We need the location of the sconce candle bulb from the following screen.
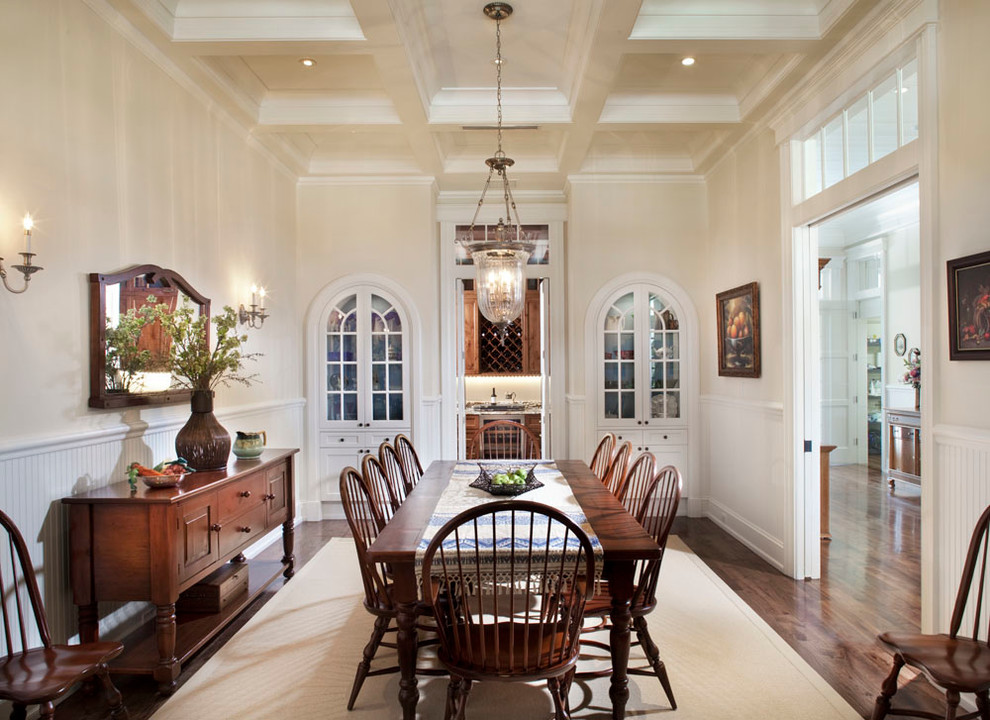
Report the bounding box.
[239,284,269,329]
[1,214,43,294]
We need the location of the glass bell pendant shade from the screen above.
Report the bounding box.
[475,247,530,339]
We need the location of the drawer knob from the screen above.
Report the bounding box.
[239,526,252,533]
[644,421,649,425]
[211,523,222,533]
[637,446,642,451]
[239,490,251,498]
[264,493,276,501]
[663,435,668,440]
[339,438,345,442]
[617,435,622,440]
[637,420,642,425]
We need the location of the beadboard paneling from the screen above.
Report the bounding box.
[0,399,304,649]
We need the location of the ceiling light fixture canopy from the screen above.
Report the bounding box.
[458,2,535,344]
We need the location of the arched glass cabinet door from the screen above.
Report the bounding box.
[324,289,408,428]
[600,286,681,425]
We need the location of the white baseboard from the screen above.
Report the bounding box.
[706,498,785,573]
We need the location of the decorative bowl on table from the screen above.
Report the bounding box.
[469,464,543,496]
[141,472,187,489]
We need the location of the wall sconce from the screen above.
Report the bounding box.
[0,215,43,294]
[239,285,268,328]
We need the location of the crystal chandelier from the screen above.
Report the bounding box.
[459,2,535,343]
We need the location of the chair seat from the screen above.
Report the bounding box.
[0,642,124,704]
[437,620,576,678]
[879,632,990,693]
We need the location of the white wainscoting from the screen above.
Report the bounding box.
[701,395,787,571]
[0,398,305,648]
[931,424,990,633]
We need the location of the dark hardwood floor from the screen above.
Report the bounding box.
[60,465,941,719]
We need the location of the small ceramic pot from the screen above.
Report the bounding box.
[233,430,267,459]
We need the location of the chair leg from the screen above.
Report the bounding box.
[548,672,574,720]
[976,691,990,720]
[454,678,472,720]
[871,654,905,720]
[10,704,26,720]
[98,663,129,720]
[634,616,676,710]
[347,615,390,711]
[39,702,55,719]
[946,689,960,720]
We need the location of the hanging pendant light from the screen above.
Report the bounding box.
[459,2,535,344]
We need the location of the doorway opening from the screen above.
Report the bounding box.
[814,180,920,560]
[456,276,550,459]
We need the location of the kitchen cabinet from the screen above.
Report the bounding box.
[597,285,687,470]
[320,288,411,499]
[62,450,296,694]
[464,287,541,375]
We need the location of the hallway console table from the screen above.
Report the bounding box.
[63,448,297,693]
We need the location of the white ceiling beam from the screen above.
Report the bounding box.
[600,93,741,124]
[429,88,571,125]
[630,14,821,40]
[258,92,401,125]
[171,16,365,42]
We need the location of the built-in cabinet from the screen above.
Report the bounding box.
[464,287,541,375]
[319,289,410,499]
[596,285,687,470]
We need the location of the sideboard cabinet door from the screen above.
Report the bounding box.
[177,493,219,583]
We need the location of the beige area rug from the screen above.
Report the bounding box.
[152,537,860,720]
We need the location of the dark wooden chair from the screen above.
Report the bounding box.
[601,440,632,497]
[468,420,541,460]
[394,433,424,489]
[361,453,401,523]
[871,503,990,720]
[0,509,128,720]
[589,433,616,480]
[339,467,440,710]
[421,500,596,719]
[579,465,682,709]
[616,451,656,519]
[379,441,411,500]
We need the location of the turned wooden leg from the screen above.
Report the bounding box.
[606,559,636,720]
[98,663,129,720]
[976,691,990,720]
[153,603,180,695]
[282,519,295,579]
[347,615,390,710]
[396,599,420,719]
[445,676,461,720]
[871,654,904,720]
[454,678,472,720]
[946,689,960,720]
[10,703,26,720]
[232,552,247,563]
[39,701,55,718]
[634,615,676,709]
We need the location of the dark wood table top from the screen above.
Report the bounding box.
[367,459,661,564]
[61,448,298,505]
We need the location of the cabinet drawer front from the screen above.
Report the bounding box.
[643,429,686,446]
[321,432,361,446]
[220,503,268,556]
[218,472,266,521]
[266,463,289,525]
[366,431,396,447]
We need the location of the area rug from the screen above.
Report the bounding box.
[151,536,860,720]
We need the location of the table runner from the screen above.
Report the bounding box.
[415,460,604,592]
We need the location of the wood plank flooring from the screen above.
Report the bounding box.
[59,466,944,719]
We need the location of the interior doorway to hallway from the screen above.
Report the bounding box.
[814,180,920,557]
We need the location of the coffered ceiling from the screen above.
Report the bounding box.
[110,0,881,191]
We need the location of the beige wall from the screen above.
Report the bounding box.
[935,0,990,431]
[296,182,440,399]
[0,0,301,444]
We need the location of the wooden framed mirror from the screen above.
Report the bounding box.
[89,264,210,409]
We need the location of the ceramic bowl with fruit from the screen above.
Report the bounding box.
[127,459,194,490]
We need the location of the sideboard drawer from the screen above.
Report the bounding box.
[218,472,266,520]
[220,503,268,556]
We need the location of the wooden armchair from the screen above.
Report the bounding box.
[421,500,596,719]
[394,433,424,489]
[361,453,402,523]
[379,441,411,501]
[601,440,632,497]
[616,451,656,519]
[0,509,128,719]
[872,503,990,720]
[589,433,616,480]
[467,420,541,460]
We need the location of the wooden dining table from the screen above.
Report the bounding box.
[366,458,662,720]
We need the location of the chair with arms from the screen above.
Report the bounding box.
[589,433,616,480]
[601,440,632,498]
[0,509,128,720]
[421,500,596,719]
[468,420,541,461]
[871,503,990,720]
[394,433,424,490]
[579,465,682,709]
[616,451,656,519]
[379,441,411,503]
[361,453,402,523]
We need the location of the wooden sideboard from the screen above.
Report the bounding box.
[62,448,297,693]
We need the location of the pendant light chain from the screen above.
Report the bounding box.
[495,14,503,157]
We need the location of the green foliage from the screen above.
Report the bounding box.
[153,300,260,391]
[105,303,158,393]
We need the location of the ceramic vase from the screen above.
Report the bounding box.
[175,390,231,471]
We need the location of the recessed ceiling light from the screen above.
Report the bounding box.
[681,57,695,67]
[299,57,316,68]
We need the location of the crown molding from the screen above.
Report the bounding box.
[737,54,805,120]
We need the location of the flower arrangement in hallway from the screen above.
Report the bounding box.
[902,350,920,389]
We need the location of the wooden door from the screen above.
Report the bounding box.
[464,290,479,375]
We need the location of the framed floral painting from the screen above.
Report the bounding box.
[947,250,990,360]
[716,282,761,377]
